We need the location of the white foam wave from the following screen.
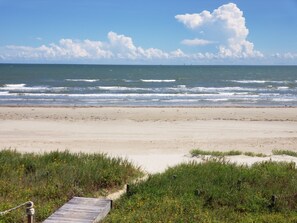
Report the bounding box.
[230,80,288,84]
[204,98,230,102]
[277,86,289,90]
[271,81,290,84]
[230,80,297,86]
[65,79,99,82]
[234,92,249,95]
[189,87,257,92]
[11,93,266,101]
[96,86,262,94]
[259,93,280,96]
[1,84,26,90]
[0,91,10,95]
[166,86,255,93]
[0,84,65,92]
[123,79,137,83]
[218,92,235,96]
[0,84,50,91]
[272,98,296,102]
[141,79,176,83]
[98,86,151,91]
[10,93,221,98]
[164,99,198,103]
[230,80,266,84]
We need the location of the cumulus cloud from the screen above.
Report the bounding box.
[176,3,263,58]
[176,10,213,30]
[107,32,138,59]
[181,38,213,46]
[1,32,175,62]
[4,38,113,60]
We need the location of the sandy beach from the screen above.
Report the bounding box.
[1,106,297,172]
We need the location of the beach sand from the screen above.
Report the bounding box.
[1,107,297,173]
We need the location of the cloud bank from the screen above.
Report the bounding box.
[1,32,187,63]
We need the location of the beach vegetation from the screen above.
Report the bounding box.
[243,152,267,157]
[191,149,267,158]
[104,160,297,222]
[191,149,242,157]
[272,150,297,157]
[0,149,142,223]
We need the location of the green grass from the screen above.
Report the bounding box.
[191,149,267,158]
[273,150,297,157]
[191,149,242,157]
[0,150,142,223]
[243,152,267,157]
[104,161,297,222]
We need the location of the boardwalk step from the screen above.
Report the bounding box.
[43,197,112,223]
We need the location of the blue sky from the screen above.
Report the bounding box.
[0,0,297,64]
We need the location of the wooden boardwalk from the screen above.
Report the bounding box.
[43,197,112,223]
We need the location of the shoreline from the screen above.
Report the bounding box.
[1,106,297,173]
[1,105,297,108]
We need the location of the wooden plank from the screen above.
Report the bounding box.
[43,197,112,223]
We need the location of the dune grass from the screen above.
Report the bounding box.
[0,150,142,223]
[243,151,268,157]
[272,150,297,157]
[191,149,267,157]
[104,160,297,222]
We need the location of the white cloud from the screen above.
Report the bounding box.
[107,31,138,59]
[170,49,187,58]
[175,3,263,58]
[4,38,113,60]
[281,52,297,59]
[272,52,297,60]
[1,32,173,62]
[107,31,170,60]
[175,10,212,29]
[181,38,213,46]
[0,30,295,64]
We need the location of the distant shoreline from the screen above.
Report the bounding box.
[1,105,297,108]
[1,63,297,66]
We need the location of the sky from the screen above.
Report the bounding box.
[0,0,297,65]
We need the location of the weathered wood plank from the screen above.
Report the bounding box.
[43,197,111,223]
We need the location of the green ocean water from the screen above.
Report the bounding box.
[0,64,296,106]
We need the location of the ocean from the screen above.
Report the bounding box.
[0,64,296,107]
